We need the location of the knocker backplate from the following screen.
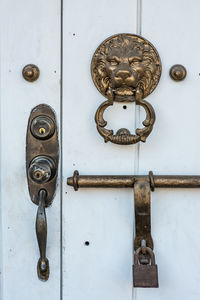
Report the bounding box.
[91,33,161,145]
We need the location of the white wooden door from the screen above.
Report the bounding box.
[1,1,200,300]
[63,1,200,300]
[137,1,200,299]
[63,0,138,299]
[0,0,61,299]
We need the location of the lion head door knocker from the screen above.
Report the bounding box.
[91,34,162,145]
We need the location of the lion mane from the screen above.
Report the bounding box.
[91,34,161,99]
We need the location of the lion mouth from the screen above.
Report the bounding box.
[114,87,134,96]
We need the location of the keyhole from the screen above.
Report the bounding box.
[34,171,42,179]
[39,127,46,135]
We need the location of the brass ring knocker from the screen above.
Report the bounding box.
[95,88,156,145]
[91,33,162,145]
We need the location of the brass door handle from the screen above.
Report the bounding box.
[26,104,59,281]
[36,189,49,281]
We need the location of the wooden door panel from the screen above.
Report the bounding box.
[0,1,61,299]
[136,1,200,299]
[62,1,137,299]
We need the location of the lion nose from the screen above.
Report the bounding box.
[115,69,131,80]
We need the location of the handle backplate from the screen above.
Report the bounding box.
[26,104,59,207]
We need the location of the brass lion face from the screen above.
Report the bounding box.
[91,34,161,101]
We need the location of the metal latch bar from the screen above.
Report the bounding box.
[67,170,200,288]
[67,170,200,190]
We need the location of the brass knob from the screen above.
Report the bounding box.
[31,115,55,140]
[29,156,56,184]
[169,64,187,81]
[22,64,40,82]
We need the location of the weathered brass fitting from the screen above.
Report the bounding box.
[22,64,40,82]
[91,33,162,145]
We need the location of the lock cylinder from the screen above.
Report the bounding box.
[31,115,55,140]
[29,155,56,184]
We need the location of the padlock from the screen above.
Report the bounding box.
[133,246,159,288]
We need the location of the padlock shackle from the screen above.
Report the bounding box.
[134,247,156,265]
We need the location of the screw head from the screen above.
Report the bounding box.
[31,115,55,140]
[22,64,40,82]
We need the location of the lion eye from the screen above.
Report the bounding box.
[130,59,140,66]
[110,60,118,66]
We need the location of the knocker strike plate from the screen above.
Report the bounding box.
[91,33,162,145]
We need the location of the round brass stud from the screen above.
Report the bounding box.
[31,115,55,140]
[169,64,187,81]
[22,64,40,82]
